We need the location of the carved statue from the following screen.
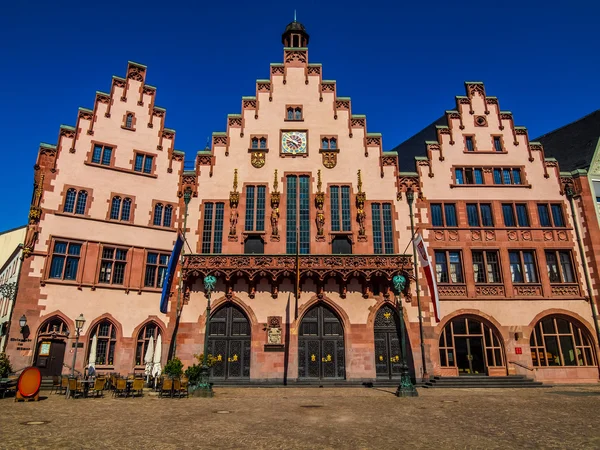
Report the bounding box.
[392,274,407,294]
[268,327,282,344]
[270,207,280,236]
[316,211,325,236]
[229,208,238,236]
[357,207,366,236]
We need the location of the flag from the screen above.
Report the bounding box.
[413,233,440,322]
[160,233,184,314]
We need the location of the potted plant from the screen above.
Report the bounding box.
[185,353,218,394]
[0,353,12,378]
[163,357,184,379]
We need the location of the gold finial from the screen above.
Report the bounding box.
[317,169,322,193]
[273,169,279,192]
[357,169,363,193]
[232,169,238,192]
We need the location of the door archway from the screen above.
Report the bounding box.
[298,303,345,380]
[439,315,505,375]
[207,304,251,380]
[34,316,69,377]
[374,304,403,379]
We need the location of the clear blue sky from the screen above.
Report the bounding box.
[1,0,598,231]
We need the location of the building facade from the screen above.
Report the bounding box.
[0,226,26,352]
[5,22,599,383]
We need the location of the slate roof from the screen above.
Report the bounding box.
[390,115,447,172]
[534,109,600,172]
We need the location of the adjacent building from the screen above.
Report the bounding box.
[4,22,599,384]
[0,226,26,352]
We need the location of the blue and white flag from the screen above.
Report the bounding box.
[160,234,184,314]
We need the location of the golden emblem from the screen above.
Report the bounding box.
[311,354,316,362]
[217,354,222,361]
[251,151,266,168]
[321,354,332,363]
[321,151,337,169]
[383,312,392,320]
[378,355,384,361]
[228,354,239,362]
[390,355,400,362]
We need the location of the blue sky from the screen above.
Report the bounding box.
[1,0,599,231]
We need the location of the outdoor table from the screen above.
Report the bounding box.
[80,379,95,397]
[0,377,18,398]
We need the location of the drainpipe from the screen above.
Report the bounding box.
[565,184,600,376]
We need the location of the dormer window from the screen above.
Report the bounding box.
[125,113,133,129]
[321,137,337,150]
[465,136,474,152]
[250,136,268,150]
[260,138,267,149]
[251,138,259,149]
[286,105,303,121]
[493,136,503,152]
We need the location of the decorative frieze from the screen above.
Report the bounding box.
[551,284,580,297]
[475,285,505,297]
[513,285,542,296]
[438,285,467,297]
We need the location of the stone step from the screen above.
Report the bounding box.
[424,375,546,389]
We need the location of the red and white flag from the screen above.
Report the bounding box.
[413,233,440,322]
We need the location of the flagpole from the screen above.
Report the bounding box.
[406,188,428,381]
[170,187,192,359]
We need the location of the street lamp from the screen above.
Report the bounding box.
[71,313,86,377]
[406,187,429,381]
[197,275,216,397]
[392,275,418,397]
[18,314,27,336]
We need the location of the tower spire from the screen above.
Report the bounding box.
[294,10,296,22]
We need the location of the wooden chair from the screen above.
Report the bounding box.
[113,378,128,398]
[59,376,69,395]
[109,374,118,391]
[50,375,61,394]
[177,378,189,398]
[91,377,106,398]
[159,378,173,398]
[131,378,144,397]
[68,378,83,399]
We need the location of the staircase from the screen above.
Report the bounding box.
[423,375,546,388]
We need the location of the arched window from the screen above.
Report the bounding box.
[89,320,117,366]
[75,191,88,215]
[287,108,294,120]
[322,138,329,150]
[153,203,163,226]
[110,197,122,220]
[294,108,302,120]
[259,138,267,149]
[251,138,258,149]
[64,189,77,213]
[530,315,597,367]
[330,138,337,149]
[39,317,69,335]
[135,322,161,365]
[125,113,133,129]
[121,198,132,221]
[163,205,173,227]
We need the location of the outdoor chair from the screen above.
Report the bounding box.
[68,378,83,399]
[113,378,128,398]
[109,374,118,390]
[50,375,61,394]
[59,376,69,395]
[176,378,189,398]
[159,378,173,398]
[91,377,107,398]
[131,378,144,397]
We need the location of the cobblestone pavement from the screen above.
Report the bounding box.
[1,386,599,449]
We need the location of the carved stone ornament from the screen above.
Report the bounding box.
[320,149,338,169]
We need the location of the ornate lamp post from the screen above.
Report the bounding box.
[71,313,86,377]
[406,187,428,381]
[392,275,418,397]
[197,275,216,397]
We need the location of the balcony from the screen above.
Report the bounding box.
[182,254,413,299]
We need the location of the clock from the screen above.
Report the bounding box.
[281,131,308,155]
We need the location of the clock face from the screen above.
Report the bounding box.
[281,131,308,155]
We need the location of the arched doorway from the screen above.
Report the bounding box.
[439,315,505,375]
[374,304,402,379]
[298,303,345,380]
[34,317,69,377]
[207,304,251,380]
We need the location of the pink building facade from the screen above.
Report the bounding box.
[5,22,599,384]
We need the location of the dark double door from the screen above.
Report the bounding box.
[298,304,345,380]
[455,337,485,375]
[207,305,251,380]
[374,304,402,379]
[35,340,66,377]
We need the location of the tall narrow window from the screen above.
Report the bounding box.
[244,186,266,232]
[467,204,479,227]
[201,202,224,253]
[493,169,502,184]
[472,250,501,283]
[444,204,457,226]
[515,204,529,227]
[125,113,133,129]
[295,108,302,120]
[99,247,127,285]
[551,204,565,227]
[121,198,131,221]
[89,321,116,366]
[110,197,122,220]
[259,138,267,149]
[134,153,153,174]
[493,136,503,152]
[455,169,464,185]
[431,204,443,227]
[480,204,493,226]
[135,323,161,366]
[330,186,351,232]
[49,241,81,280]
[144,252,169,288]
[163,205,173,227]
[546,250,575,283]
[465,136,474,152]
[75,191,88,215]
[509,250,537,283]
[287,108,294,120]
[286,175,310,254]
[153,204,163,226]
[502,204,516,227]
[134,154,144,172]
[538,204,551,227]
[251,138,258,149]
[64,189,76,213]
[372,203,394,254]
[91,145,112,166]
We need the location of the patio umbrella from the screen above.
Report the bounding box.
[88,334,97,370]
[152,334,162,380]
[144,335,155,383]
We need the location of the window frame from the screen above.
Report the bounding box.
[47,239,83,282]
[201,201,225,254]
[502,203,529,227]
[143,251,170,289]
[150,201,176,229]
[244,184,267,232]
[434,250,464,284]
[545,250,576,284]
[492,167,523,185]
[430,203,458,227]
[371,202,394,254]
[108,194,134,223]
[61,186,91,216]
[88,320,117,367]
[455,167,484,185]
[90,143,114,167]
[98,246,128,285]
[508,250,539,284]
[249,135,268,150]
[134,322,161,366]
[133,151,156,175]
[286,175,311,254]
[285,105,303,121]
[471,250,502,284]
[330,185,352,233]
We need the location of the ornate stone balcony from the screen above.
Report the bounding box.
[182,254,413,299]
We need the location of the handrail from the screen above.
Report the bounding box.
[508,360,535,371]
[62,363,82,376]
